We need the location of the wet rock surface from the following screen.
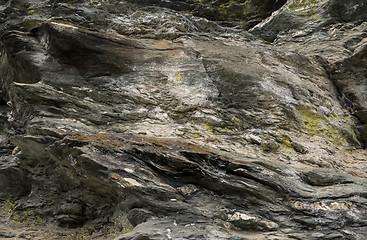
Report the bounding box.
[0,0,367,239]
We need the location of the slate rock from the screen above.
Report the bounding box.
[0,0,367,239]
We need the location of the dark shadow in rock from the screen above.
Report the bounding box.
[0,157,32,201]
[0,32,42,84]
[127,0,287,29]
[30,21,140,78]
[325,0,367,23]
[128,208,154,227]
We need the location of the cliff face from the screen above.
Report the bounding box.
[1,0,367,239]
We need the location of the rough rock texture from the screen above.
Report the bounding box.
[1,0,367,239]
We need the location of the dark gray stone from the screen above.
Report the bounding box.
[0,0,367,239]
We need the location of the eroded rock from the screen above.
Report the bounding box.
[0,0,367,239]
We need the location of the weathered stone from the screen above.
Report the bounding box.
[227,212,279,231]
[126,0,287,29]
[0,0,367,239]
[301,169,351,186]
[0,156,32,200]
[355,110,367,124]
[127,209,154,227]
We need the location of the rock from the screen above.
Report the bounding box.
[355,110,367,124]
[126,0,287,29]
[0,0,367,239]
[291,141,307,154]
[227,212,279,231]
[0,156,32,200]
[127,209,154,227]
[301,169,351,186]
[356,124,367,146]
[56,202,84,227]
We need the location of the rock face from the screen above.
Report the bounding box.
[0,0,367,239]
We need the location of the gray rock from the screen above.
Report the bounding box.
[0,0,366,239]
[0,156,32,200]
[128,209,154,227]
[301,169,352,186]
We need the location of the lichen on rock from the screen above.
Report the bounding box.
[0,0,367,239]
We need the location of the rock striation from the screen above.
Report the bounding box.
[0,0,367,239]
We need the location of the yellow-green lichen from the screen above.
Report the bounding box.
[176,73,181,81]
[3,199,17,214]
[202,122,215,135]
[200,122,239,136]
[168,73,182,87]
[297,105,348,146]
[276,134,296,154]
[233,116,241,123]
[214,126,239,134]
[87,0,103,8]
[192,0,254,21]
[218,0,254,19]
[289,0,323,18]
[63,229,97,240]
[108,215,133,236]
[8,209,47,228]
[192,132,201,138]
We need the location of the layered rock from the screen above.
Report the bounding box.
[0,0,367,239]
[250,0,367,148]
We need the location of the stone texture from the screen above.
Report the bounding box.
[0,0,367,239]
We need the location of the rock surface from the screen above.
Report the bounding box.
[0,0,367,239]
